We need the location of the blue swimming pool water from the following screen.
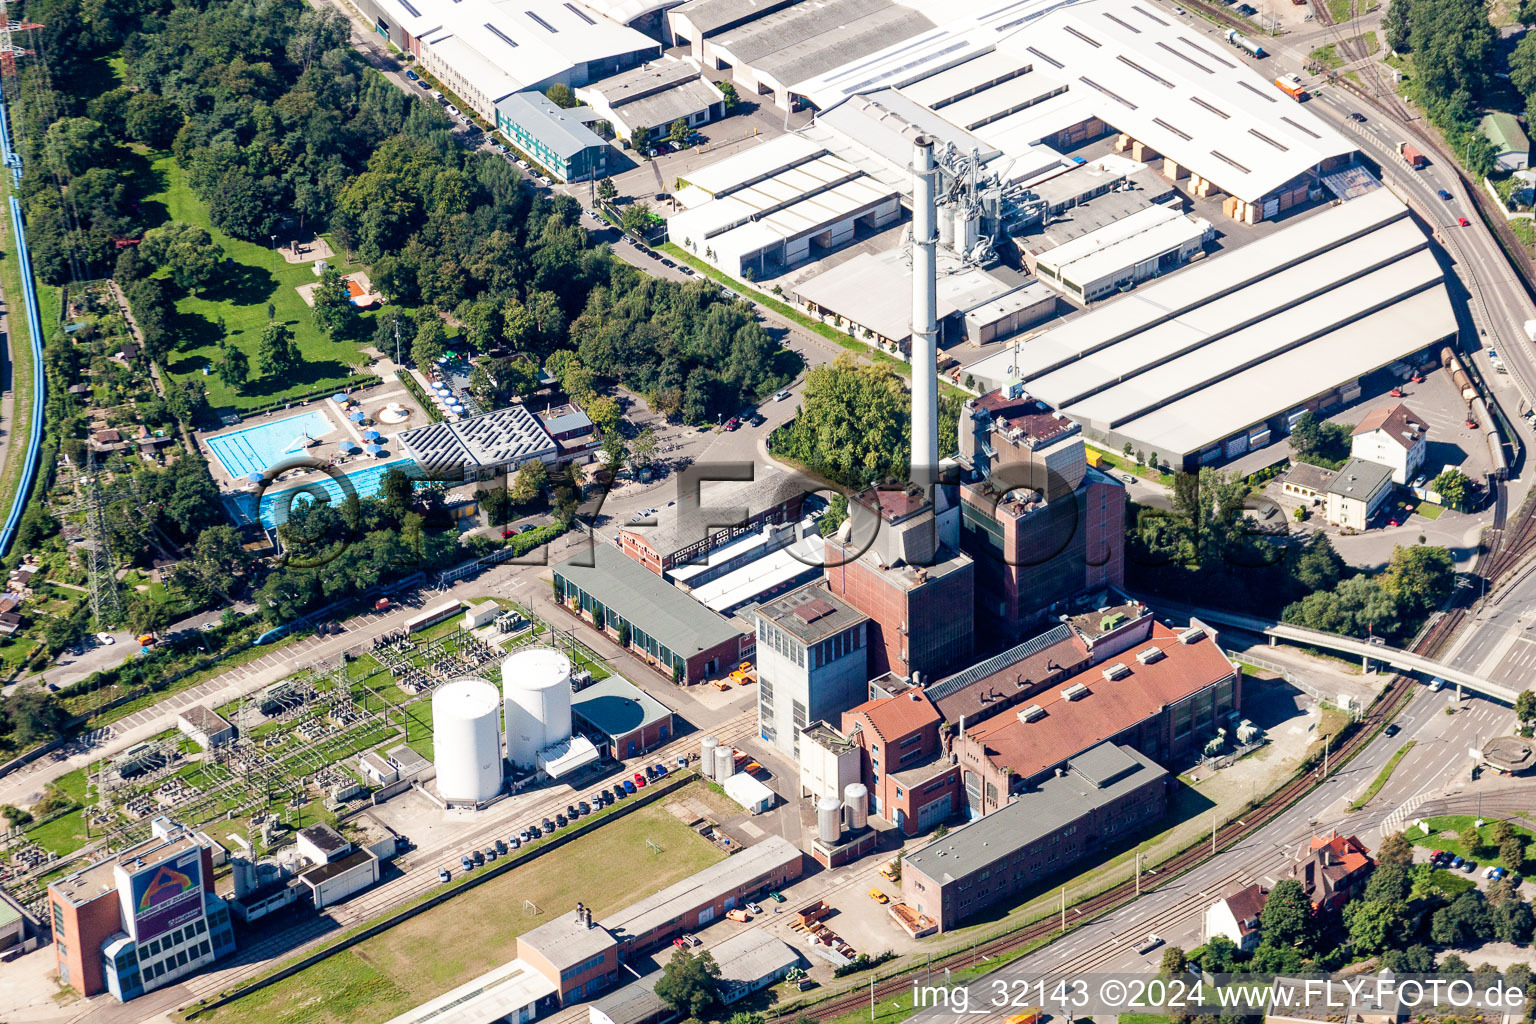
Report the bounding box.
[206,410,335,479]
[224,458,420,530]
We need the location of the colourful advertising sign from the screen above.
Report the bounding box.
[128,851,203,942]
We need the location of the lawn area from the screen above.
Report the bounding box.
[0,167,39,538]
[1349,740,1414,811]
[143,154,375,412]
[1407,814,1536,872]
[1310,43,1343,69]
[1415,502,1445,520]
[201,790,726,1024]
[1325,0,1351,21]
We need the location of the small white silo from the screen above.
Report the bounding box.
[843,782,869,830]
[433,678,503,803]
[701,735,719,767]
[713,744,734,783]
[817,798,842,844]
[501,647,572,767]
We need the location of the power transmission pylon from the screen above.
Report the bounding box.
[83,462,122,627]
[0,3,42,80]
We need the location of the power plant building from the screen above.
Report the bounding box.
[48,831,235,1001]
[749,583,870,758]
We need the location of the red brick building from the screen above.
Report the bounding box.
[952,620,1238,816]
[841,691,962,835]
[823,486,974,682]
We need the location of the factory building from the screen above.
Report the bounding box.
[955,389,1125,640]
[840,690,962,835]
[48,831,235,1001]
[962,190,1456,470]
[571,675,675,758]
[1031,204,1213,304]
[349,0,659,121]
[667,135,901,278]
[575,60,726,145]
[822,485,975,684]
[399,404,557,484]
[589,931,802,1024]
[496,92,612,183]
[952,620,1238,816]
[900,742,1169,932]
[553,544,751,684]
[748,583,870,758]
[616,468,805,574]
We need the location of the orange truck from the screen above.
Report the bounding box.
[1273,73,1306,100]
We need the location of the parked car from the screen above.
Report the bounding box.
[1464,860,1479,873]
[578,800,591,815]
[634,772,647,788]
[685,933,701,946]
[654,763,668,778]
[446,103,461,117]
[461,855,474,871]
[405,70,420,80]
[673,937,688,949]
[746,901,763,914]
[748,414,765,427]
[555,813,568,827]
[439,867,451,882]
[623,778,636,794]
[416,79,429,89]
[96,633,115,645]
[542,817,555,831]
[769,891,786,903]
[868,888,889,904]
[471,850,484,866]
[724,417,741,431]
[485,847,497,862]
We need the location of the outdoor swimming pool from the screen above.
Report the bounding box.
[224,458,420,529]
[206,409,335,479]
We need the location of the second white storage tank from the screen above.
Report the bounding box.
[502,647,572,767]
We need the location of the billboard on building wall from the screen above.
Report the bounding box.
[127,849,203,942]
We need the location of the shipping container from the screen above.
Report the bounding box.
[1085,449,1104,468]
[1248,428,1272,448]
[1399,142,1426,169]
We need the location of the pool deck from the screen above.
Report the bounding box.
[196,380,431,506]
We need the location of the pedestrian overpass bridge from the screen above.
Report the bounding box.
[1162,603,1519,705]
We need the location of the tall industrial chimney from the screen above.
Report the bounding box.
[911,136,940,490]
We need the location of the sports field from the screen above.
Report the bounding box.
[201,788,726,1024]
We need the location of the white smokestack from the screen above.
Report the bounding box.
[911,136,939,490]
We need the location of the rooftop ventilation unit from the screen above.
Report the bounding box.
[1179,626,1206,644]
[1016,704,1046,723]
[1101,663,1131,681]
[1061,682,1091,701]
[1136,647,1165,665]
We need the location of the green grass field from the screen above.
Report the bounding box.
[1408,815,1536,872]
[0,170,39,541]
[201,792,726,1024]
[142,154,374,412]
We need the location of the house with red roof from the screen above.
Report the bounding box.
[841,690,962,835]
[1290,832,1374,912]
[1204,883,1269,951]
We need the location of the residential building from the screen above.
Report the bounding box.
[616,468,805,574]
[822,485,975,682]
[496,91,612,183]
[553,544,750,684]
[575,60,725,145]
[571,675,675,758]
[956,389,1126,641]
[537,403,603,465]
[1324,458,1395,530]
[1481,112,1531,172]
[1349,401,1427,485]
[47,831,236,1001]
[1291,833,1374,912]
[841,690,961,835]
[1204,884,1268,951]
[1281,463,1335,505]
[951,620,1237,816]
[900,742,1169,932]
[749,583,869,758]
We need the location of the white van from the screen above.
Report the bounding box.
[430,90,443,102]
[446,104,461,117]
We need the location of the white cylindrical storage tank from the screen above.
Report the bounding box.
[501,648,572,768]
[701,735,719,767]
[817,798,842,844]
[843,783,869,830]
[433,678,503,803]
[936,203,955,247]
[713,745,734,784]
[960,207,981,253]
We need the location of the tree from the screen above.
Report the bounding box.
[1198,936,1240,973]
[632,125,654,154]
[1433,468,1470,511]
[140,222,224,293]
[596,177,618,203]
[773,355,910,485]
[1491,898,1535,945]
[1462,823,1484,858]
[629,427,658,469]
[312,266,359,338]
[1345,864,1412,953]
[1158,946,1188,976]
[1501,836,1526,872]
[8,689,65,746]
[819,493,850,538]
[380,468,414,524]
[257,321,300,378]
[654,950,721,1018]
[669,118,691,145]
[1378,831,1414,868]
[1383,0,1412,51]
[123,92,183,148]
[43,117,113,178]
[1493,821,1516,847]
[717,81,739,111]
[585,395,622,437]
[1516,689,1536,728]
[546,83,577,108]
[217,346,250,389]
[621,201,654,237]
[510,459,549,506]
[1431,891,1492,948]
[412,317,447,370]
[1258,879,1315,952]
